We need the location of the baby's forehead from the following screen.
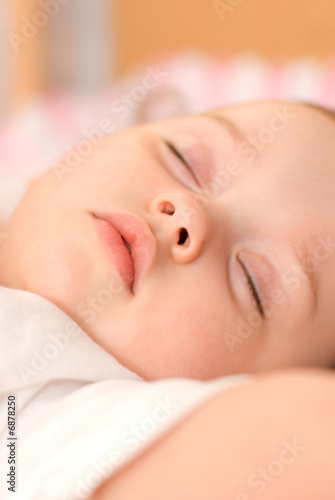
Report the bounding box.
[105,101,335,158]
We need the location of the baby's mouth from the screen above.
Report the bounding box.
[122,236,131,255]
[93,210,156,292]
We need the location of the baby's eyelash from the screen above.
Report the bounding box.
[164,140,202,188]
[246,272,264,317]
[162,138,205,191]
[165,141,193,173]
[237,256,264,317]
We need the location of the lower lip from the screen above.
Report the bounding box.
[93,216,134,291]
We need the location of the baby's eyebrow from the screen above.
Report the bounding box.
[193,111,318,317]
[304,103,335,125]
[197,112,246,145]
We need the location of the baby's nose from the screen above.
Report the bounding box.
[148,192,211,264]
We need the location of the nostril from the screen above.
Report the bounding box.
[159,201,175,216]
[177,227,189,246]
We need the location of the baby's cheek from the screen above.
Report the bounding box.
[136,290,220,377]
[20,232,91,317]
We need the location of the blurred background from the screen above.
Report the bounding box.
[0,0,335,219]
[1,0,335,113]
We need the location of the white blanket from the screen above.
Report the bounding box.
[0,285,249,500]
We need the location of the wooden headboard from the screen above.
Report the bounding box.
[117,0,335,74]
[8,0,47,109]
[8,0,335,109]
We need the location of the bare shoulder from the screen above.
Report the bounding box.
[90,369,335,500]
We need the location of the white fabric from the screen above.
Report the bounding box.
[0,285,250,500]
[0,176,30,225]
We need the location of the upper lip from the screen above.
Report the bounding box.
[93,211,156,292]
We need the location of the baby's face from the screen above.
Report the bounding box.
[1,100,335,380]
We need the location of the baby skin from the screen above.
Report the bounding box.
[1,100,335,380]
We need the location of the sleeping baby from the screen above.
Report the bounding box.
[1,99,335,499]
[1,99,335,379]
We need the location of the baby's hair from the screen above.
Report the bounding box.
[304,102,335,122]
